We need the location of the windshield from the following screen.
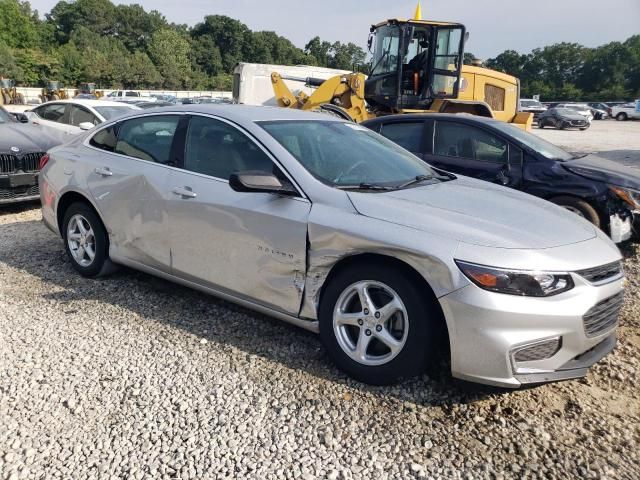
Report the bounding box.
[94,105,137,120]
[491,121,574,161]
[260,120,439,188]
[0,108,14,123]
[370,25,400,76]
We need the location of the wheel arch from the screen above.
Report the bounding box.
[56,190,106,237]
[546,193,605,227]
[316,252,449,345]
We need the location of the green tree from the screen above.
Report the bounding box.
[0,0,39,48]
[148,28,192,88]
[0,41,24,80]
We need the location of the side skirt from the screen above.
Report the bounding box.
[111,255,320,334]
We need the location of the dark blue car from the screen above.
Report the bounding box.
[362,113,639,242]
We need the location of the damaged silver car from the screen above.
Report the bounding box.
[39,105,625,388]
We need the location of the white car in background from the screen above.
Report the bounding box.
[25,100,141,135]
[105,90,156,104]
[612,101,640,121]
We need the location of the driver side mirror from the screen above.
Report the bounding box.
[229,171,298,196]
[78,122,94,131]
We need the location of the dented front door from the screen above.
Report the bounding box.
[166,170,311,315]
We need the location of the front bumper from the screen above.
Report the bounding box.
[0,173,40,205]
[439,272,624,388]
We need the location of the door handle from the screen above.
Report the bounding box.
[172,186,197,199]
[94,167,113,177]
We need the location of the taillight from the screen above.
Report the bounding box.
[39,154,50,170]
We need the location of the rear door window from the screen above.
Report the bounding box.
[379,122,425,153]
[115,115,180,164]
[69,105,99,127]
[434,122,508,163]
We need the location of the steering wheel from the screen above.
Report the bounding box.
[334,160,368,184]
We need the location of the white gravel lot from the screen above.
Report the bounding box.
[535,119,640,165]
[1,122,639,479]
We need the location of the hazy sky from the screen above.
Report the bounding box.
[28,0,640,59]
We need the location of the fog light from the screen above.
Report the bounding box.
[512,337,562,363]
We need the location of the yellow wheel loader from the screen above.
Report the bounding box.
[268,15,532,130]
[40,81,69,102]
[0,79,25,106]
[75,83,104,99]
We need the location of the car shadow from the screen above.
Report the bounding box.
[0,216,506,408]
[0,200,41,216]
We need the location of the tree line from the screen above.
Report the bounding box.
[0,0,367,90]
[2,0,638,100]
[471,36,640,101]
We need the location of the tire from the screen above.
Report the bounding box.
[319,262,442,385]
[616,113,628,121]
[550,196,601,227]
[538,121,545,129]
[559,121,568,130]
[62,202,110,277]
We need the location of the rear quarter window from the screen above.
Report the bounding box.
[90,125,119,152]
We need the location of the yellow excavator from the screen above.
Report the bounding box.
[270,4,532,129]
[75,82,104,99]
[0,78,25,105]
[40,81,69,102]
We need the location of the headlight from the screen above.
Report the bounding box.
[455,260,574,297]
[610,186,640,210]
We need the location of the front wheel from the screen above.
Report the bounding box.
[319,263,442,385]
[62,202,110,277]
[550,196,601,227]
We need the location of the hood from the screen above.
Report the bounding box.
[0,123,66,153]
[564,154,640,190]
[347,176,596,249]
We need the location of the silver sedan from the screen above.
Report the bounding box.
[39,105,624,388]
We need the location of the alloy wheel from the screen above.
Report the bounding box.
[66,214,96,267]
[333,280,409,366]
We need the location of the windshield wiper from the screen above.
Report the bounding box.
[397,174,435,189]
[336,182,395,191]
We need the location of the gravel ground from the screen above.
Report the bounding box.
[534,120,640,165]
[1,204,638,480]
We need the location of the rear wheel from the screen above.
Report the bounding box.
[62,202,110,277]
[550,196,601,227]
[319,263,442,385]
[538,120,545,129]
[616,112,628,121]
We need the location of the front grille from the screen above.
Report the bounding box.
[0,152,44,173]
[0,184,39,202]
[513,337,562,362]
[20,152,44,172]
[583,292,624,337]
[570,120,587,126]
[577,261,623,284]
[0,154,16,173]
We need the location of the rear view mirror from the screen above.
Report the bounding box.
[229,171,297,196]
[78,122,94,131]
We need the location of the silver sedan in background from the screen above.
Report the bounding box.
[39,105,624,388]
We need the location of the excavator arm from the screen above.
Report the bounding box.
[270,72,371,123]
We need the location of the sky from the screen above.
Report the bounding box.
[28,0,640,59]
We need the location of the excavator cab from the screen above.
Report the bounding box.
[365,19,466,113]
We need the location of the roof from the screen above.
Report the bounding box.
[372,18,463,29]
[41,99,134,108]
[361,112,502,126]
[125,104,344,123]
